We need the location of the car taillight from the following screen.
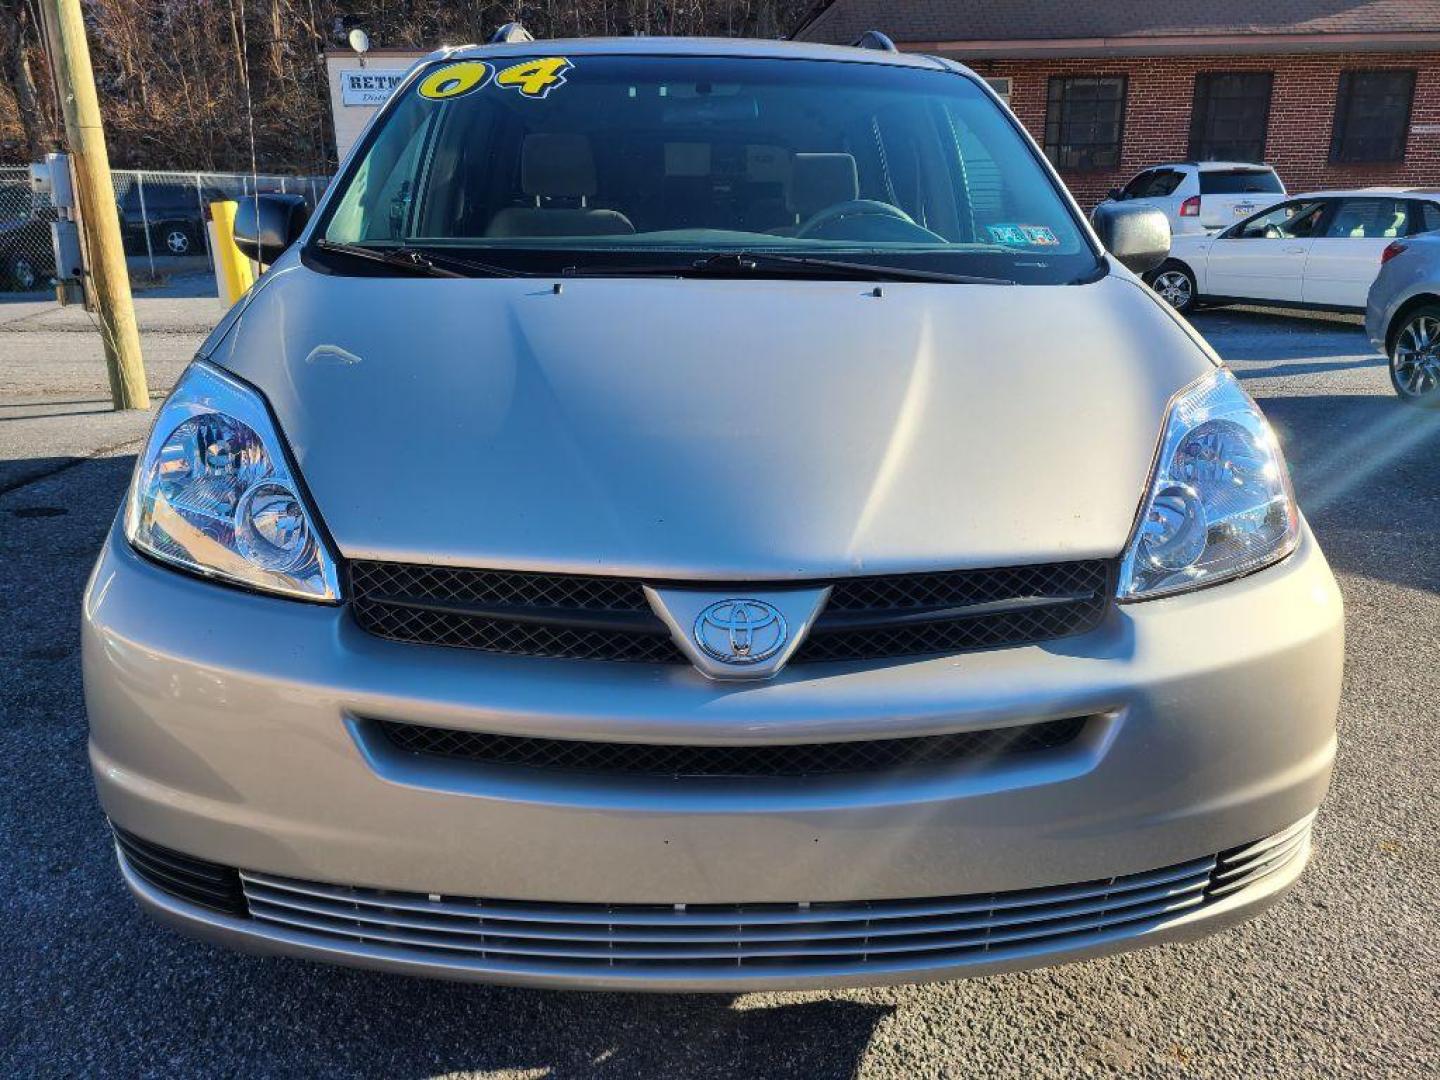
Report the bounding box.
[1179,196,1201,217]
[1381,241,1408,265]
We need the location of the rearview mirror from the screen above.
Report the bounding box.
[1107,186,1123,201]
[233,193,310,266]
[1090,203,1170,274]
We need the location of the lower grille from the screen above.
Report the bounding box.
[236,818,1310,974]
[374,714,1091,778]
[349,559,1112,666]
[112,826,247,916]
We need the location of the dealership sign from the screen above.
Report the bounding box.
[339,69,408,107]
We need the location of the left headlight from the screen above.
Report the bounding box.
[125,361,341,601]
[1119,367,1299,601]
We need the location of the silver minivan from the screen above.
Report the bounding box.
[85,34,1342,991]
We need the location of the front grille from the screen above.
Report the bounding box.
[795,561,1111,663]
[374,714,1091,778]
[112,826,248,916]
[349,562,682,663]
[235,818,1310,976]
[349,559,1111,666]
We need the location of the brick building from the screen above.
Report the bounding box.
[792,0,1440,206]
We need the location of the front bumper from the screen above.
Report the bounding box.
[85,519,1343,989]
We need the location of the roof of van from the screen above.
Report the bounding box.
[436,35,956,69]
[1293,187,1440,199]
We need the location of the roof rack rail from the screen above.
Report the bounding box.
[489,22,534,44]
[852,30,898,52]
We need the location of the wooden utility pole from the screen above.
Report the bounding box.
[41,0,149,410]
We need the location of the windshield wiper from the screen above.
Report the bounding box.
[703,251,1015,285]
[313,240,527,278]
[562,251,1014,285]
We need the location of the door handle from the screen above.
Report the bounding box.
[1285,247,1306,255]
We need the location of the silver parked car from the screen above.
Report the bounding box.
[1367,229,1440,405]
[84,35,1343,992]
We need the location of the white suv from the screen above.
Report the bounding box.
[1098,162,1286,236]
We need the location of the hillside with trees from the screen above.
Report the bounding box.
[0,0,821,173]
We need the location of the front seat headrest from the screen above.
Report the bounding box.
[522,133,597,200]
[789,153,859,219]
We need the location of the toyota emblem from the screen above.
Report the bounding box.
[692,599,788,665]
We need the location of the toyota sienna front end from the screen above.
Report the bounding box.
[83,36,1343,991]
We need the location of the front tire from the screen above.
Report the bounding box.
[1149,261,1197,314]
[162,227,194,255]
[1389,304,1440,407]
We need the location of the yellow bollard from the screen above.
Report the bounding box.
[208,200,255,306]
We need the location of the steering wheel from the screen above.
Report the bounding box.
[795,199,945,242]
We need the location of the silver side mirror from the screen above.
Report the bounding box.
[1091,204,1171,275]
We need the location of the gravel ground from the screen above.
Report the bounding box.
[1,298,1437,1078]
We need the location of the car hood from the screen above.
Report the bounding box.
[213,263,1214,579]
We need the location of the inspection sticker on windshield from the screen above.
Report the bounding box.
[418,57,573,101]
[987,223,1059,247]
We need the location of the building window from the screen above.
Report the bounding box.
[1331,70,1416,163]
[985,77,1012,105]
[1044,76,1126,170]
[1190,72,1273,162]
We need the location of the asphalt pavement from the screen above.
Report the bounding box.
[1,294,1437,1078]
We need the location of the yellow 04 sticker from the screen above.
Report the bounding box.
[495,57,573,99]
[417,60,493,100]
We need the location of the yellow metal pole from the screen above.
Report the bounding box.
[209,201,255,306]
[42,0,149,410]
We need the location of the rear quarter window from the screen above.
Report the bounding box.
[1200,170,1283,195]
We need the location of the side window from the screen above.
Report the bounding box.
[1120,170,1154,199]
[1233,200,1327,240]
[1148,170,1185,197]
[1324,198,1408,239]
[327,107,437,242]
[1409,201,1440,235]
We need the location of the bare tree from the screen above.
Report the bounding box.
[0,0,57,159]
[0,0,820,170]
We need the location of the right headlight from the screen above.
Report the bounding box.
[124,361,341,602]
[1119,368,1299,600]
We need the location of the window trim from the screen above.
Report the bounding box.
[1188,71,1274,163]
[1043,74,1128,173]
[1330,68,1417,165]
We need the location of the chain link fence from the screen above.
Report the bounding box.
[0,166,57,291]
[0,165,330,294]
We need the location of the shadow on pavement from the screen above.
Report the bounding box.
[1191,304,1363,333]
[1260,392,1440,594]
[1230,355,1384,381]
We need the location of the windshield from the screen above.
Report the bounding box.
[318,53,1097,284]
